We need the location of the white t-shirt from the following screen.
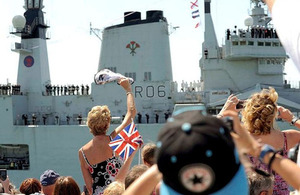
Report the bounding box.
[272,0,300,71]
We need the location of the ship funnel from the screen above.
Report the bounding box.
[98,9,172,83]
[124,12,141,23]
[146,10,164,20]
[12,15,26,32]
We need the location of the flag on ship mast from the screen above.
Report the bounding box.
[109,121,143,161]
[190,0,200,28]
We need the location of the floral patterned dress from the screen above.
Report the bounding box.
[81,148,123,195]
[249,132,289,195]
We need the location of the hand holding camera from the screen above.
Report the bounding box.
[222,111,262,157]
[218,95,244,118]
[0,169,7,181]
[0,169,10,194]
[277,106,298,126]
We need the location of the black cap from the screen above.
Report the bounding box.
[156,110,242,194]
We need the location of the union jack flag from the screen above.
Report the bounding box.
[109,121,143,161]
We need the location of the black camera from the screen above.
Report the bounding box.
[236,100,245,109]
[288,143,299,163]
[222,116,234,132]
[0,169,7,181]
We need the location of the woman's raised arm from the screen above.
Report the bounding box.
[110,78,136,139]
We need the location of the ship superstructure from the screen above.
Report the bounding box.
[7,1,183,127]
[200,0,300,112]
[94,10,176,119]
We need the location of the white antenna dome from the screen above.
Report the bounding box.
[12,15,26,29]
[244,16,253,26]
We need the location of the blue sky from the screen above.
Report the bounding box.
[0,0,299,87]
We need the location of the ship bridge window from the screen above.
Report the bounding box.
[248,41,254,46]
[0,144,29,170]
[272,42,279,47]
[277,59,284,65]
[265,42,271,46]
[232,41,238,46]
[144,72,152,81]
[240,41,246,45]
[258,42,264,46]
[125,72,136,81]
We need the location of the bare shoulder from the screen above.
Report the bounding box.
[282,129,300,135]
[79,140,93,152]
[282,129,300,149]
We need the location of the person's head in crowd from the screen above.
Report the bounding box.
[40,169,60,195]
[103,181,125,195]
[156,110,249,195]
[87,105,111,136]
[141,143,157,167]
[248,171,274,195]
[53,176,80,195]
[125,164,148,189]
[19,178,42,195]
[242,87,278,135]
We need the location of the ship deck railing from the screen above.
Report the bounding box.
[223,36,287,60]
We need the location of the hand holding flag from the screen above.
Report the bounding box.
[109,121,143,161]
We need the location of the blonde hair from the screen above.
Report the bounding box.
[242,87,278,135]
[87,105,111,136]
[103,181,124,195]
